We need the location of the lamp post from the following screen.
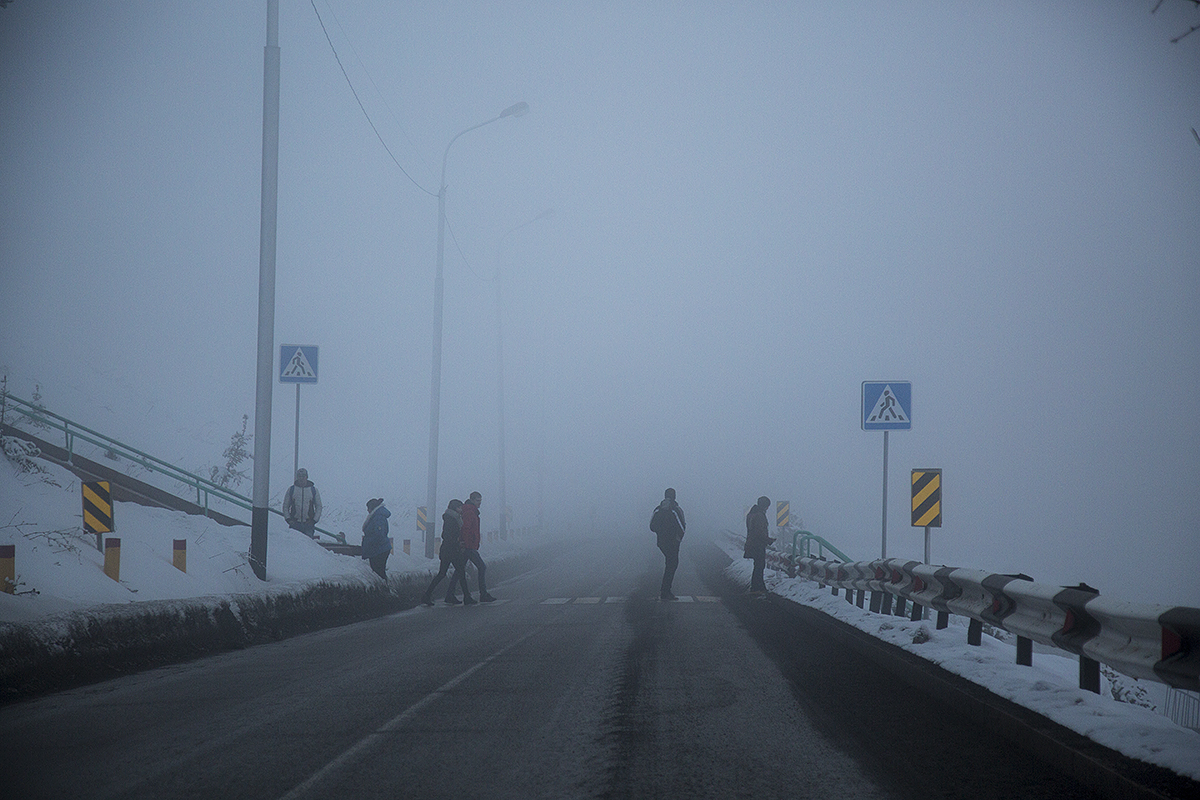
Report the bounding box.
[249,0,280,580]
[425,102,528,559]
[495,209,553,542]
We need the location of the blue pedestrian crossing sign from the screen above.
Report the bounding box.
[280,345,319,384]
[862,381,911,431]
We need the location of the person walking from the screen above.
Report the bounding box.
[422,499,473,606]
[283,468,322,538]
[744,496,774,595]
[649,487,686,600]
[360,498,392,581]
[458,491,496,603]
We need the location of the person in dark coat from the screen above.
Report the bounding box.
[456,491,496,603]
[650,487,686,600]
[421,499,474,606]
[744,496,773,595]
[361,498,392,580]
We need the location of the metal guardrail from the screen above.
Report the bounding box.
[0,392,345,544]
[785,554,1200,694]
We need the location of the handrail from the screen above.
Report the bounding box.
[1,391,345,543]
[789,530,852,564]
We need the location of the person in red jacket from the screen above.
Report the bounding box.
[450,491,496,603]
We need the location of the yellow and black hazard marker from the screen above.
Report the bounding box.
[911,469,942,528]
[776,500,790,529]
[417,506,428,532]
[83,481,114,534]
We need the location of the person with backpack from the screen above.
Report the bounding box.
[283,468,322,538]
[422,499,473,606]
[650,487,686,600]
[360,497,393,581]
[743,496,774,595]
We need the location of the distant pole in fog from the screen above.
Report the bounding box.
[495,209,553,542]
[250,0,280,580]
[424,101,529,559]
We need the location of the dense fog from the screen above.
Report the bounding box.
[2,2,1198,605]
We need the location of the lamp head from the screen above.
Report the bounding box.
[500,101,530,119]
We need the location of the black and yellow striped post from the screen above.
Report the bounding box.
[103,537,121,582]
[775,501,790,530]
[911,469,942,564]
[83,481,114,552]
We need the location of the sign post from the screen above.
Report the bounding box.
[911,468,942,564]
[279,344,318,477]
[862,382,912,558]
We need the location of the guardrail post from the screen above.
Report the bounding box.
[870,591,882,613]
[173,539,186,572]
[968,618,983,646]
[103,537,121,582]
[856,589,865,608]
[1017,636,1032,666]
[894,596,907,617]
[881,593,893,615]
[937,610,949,630]
[1080,656,1101,693]
[910,602,923,622]
[1,544,14,593]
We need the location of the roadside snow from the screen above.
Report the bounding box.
[0,456,441,623]
[722,544,1200,782]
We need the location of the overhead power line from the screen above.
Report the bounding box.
[309,0,436,196]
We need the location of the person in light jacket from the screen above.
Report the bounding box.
[283,468,322,538]
[743,496,773,595]
[361,498,392,581]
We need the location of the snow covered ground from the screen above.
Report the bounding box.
[0,453,460,624]
[721,540,1200,783]
[3,453,1198,783]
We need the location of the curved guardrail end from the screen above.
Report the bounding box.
[1155,606,1200,692]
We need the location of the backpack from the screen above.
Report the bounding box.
[650,505,672,535]
[650,506,665,534]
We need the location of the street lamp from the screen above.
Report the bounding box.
[495,209,553,542]
[425,101,529,559]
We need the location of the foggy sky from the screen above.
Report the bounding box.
[2,2,1198,605]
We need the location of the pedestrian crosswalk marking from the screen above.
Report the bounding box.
[539,596,716,604]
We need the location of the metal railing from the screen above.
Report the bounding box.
[0,391,344,543]
[785,554,1200,694]
[789,530,851,564]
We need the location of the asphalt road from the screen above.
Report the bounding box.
[1,534,1097,799]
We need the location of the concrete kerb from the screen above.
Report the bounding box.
[764,591,1200,800]
[0,547,546,704]
[719,549,1196,799]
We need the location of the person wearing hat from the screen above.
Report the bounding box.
[744,496,774,595]
[283,467,322,538]
[454,491,496,603]
[649,487,686,600]
[361,498,393,581]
